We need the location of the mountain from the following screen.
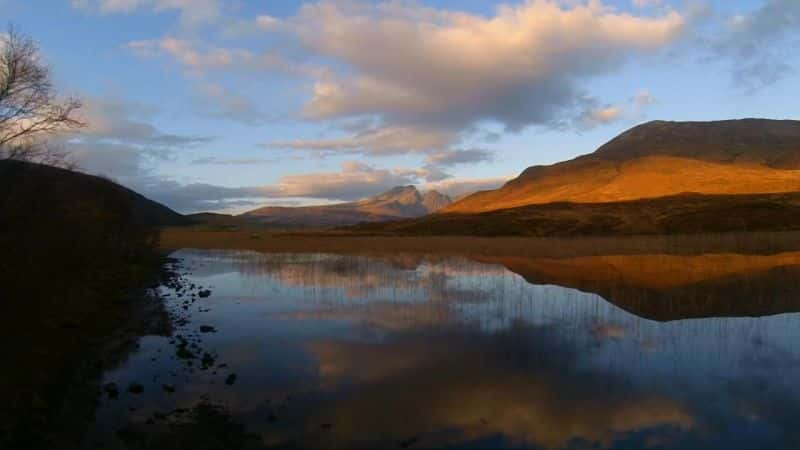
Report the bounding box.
[352,119,800,236]
[241,186,451,228]
[0,159,187,227]
[446,119,800,214]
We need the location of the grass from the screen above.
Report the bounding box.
[350,192,800,237]
[160,228,800,258]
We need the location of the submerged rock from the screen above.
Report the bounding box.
[225,373,237,386]
[103,383,119,399]
[127,382,144,395]
[400,436,420,448]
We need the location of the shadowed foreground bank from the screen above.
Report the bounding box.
[0,160,176,449]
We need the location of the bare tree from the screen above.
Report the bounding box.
[0,26,84,164]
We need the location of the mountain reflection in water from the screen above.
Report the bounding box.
[87,249,800,450]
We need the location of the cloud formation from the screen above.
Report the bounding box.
[195,83,270,126]
[127,37,319,77]
[80,96,212,147]
[72,0,222,26]
[126,0,687,161]
[714,0,800,90]
[293,0,685,133]
[425,176,511,199]
[425,148,494,167]
[268,125,455,156]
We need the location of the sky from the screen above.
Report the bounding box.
[3,0,800,213]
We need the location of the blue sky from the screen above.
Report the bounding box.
[4,0,799,212]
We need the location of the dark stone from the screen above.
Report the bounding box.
[198,290,212,298]
[400,436,420,448]
[162,384,175,393]
[199,325,216,333]
[201,352,215,369]
[127,382,144,394]
[225,373,237,385]
[103,383,119,399]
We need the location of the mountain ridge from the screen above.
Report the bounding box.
[445,119,800,214]
[241,185,451,228]
[0,159,188,227]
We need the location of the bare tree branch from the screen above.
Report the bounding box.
[0,25,84,165]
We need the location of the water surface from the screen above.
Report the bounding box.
[87,249,800,449]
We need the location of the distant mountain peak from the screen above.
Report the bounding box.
[370,185,422,205]
[240,184,450,228]
[422,190,452,212]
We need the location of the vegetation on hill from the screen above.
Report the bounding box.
[351,192,800,236]
[0,159,182,449]
[446,119,800,214]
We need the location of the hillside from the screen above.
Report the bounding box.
[241,186,451,228]
[1,159,179,448]
[0,159,188,227]
[351,192,800,236]
[446,119,800,213]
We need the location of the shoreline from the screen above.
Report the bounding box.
[159,228,800,258]
[0,258,176,450]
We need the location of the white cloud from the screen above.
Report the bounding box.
[292,0,686,131]
[196,83,269,126]
[127,37,321,77]
[425,148,494,167]
[268,125,456,156]
[80,96,212,147]
[122,1,687,161]
[72,0,223,26]
[633,89,657,107]
[581,105,624,127]
[424,176,512,200]
[255,14,283,31]
[632,0,662,8]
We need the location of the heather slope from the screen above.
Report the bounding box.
[446,119,800,213]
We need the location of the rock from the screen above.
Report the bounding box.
[127,382,144,394]
[198,290,212,298]
[162,384,175,393]
[103,383,119,399]
[225,373,237,385]
[400,436,420,448]
[199,325,216,333]
[201,352,215,369]
[176,346,196,360]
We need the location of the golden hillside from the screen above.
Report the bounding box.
[446,119,800,213]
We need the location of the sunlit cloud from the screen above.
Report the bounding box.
[292,0,686,132]
[267,125,456,156]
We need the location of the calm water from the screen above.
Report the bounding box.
[86,249,800,449]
